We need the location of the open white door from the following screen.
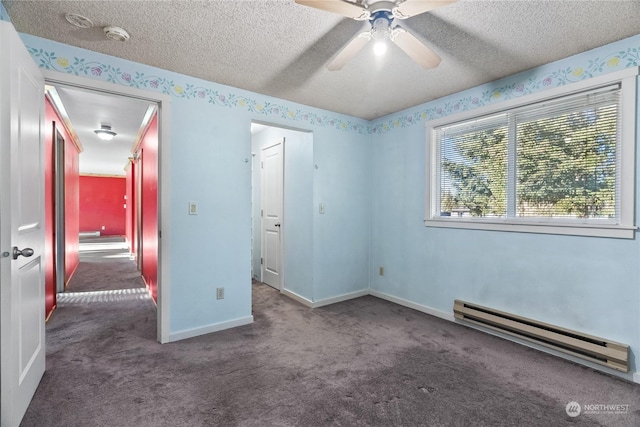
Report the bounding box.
[261,140,284,290]
[0,21,46,427]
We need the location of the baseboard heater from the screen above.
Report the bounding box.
[79,231,101,237]
[453,299,629,372]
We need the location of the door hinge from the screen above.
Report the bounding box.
[261,161,264,169]
[158,230,162,238]
[261,209,263,217]
[260,257,263,265]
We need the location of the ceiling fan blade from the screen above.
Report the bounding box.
[295,0,370,20]
[393,0,457,19]
[390,26,441,69]
[327,32,371,71]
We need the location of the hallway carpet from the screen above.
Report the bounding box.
[21,242,640,426]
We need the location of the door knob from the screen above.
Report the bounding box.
[13,247,34,260]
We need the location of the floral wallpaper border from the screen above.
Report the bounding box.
[24,40,369,135]
[371,36,640,134]
[19,32,640,137]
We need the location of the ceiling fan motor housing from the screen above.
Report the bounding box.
[363,0,395,12]
[371,10,393,39]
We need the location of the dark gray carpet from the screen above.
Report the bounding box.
[21,239,640,426]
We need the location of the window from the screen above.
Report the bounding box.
[426,68,638,238]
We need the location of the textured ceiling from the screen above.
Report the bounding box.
[5,0,640,120]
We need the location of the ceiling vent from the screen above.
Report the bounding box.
[104,26,130,42]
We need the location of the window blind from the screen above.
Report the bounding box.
[434,84,621,221]
[515,87,620,220]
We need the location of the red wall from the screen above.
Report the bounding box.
[80,176,126,236]
[44,98,80,318]
[139,114,158,301]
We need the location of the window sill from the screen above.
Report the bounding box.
[424,218,637,239]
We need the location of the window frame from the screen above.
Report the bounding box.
[425,67,639,239]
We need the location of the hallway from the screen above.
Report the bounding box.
[21,236,157,426]
[59,235,152,300]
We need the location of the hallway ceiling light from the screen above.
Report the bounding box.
[94,124,117,141]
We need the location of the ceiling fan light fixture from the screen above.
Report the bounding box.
[373,41,387,56]
[95,124,117,141]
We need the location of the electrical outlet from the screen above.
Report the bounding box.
[216,287,224,300]
[379,266,384,276]
[189,201,198,215]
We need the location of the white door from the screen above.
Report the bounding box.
[0,21,46,427]
[261,140,284,290]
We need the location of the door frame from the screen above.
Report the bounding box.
[53,125,66,293]
[136,148,144,272]
[42,70,172,343]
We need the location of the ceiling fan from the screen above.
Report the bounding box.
[295,0,456,71]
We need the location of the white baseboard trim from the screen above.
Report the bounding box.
[281,288,313,308]
[168,315,253,342]
[312,289,369,308]
[369,289,455,322]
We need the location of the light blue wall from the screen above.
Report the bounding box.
[0,2,9,22]
[168,103,253,331]
[313,126,371,301]
[370,34,640,373]
[19,33,370,335]
[251,125,314,301]
[285,132,315,299]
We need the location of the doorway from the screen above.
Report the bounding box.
[251,122,314,302]
[43,70,171,343]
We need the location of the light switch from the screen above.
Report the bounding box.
[189,201,198,215]
[319,203,325,214]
